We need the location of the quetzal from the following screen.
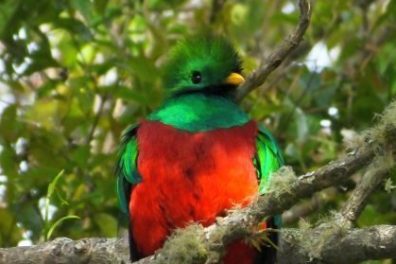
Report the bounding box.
[116,35,283,264]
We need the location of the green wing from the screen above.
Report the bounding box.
[254,125,284,194]
[116,124,141,214]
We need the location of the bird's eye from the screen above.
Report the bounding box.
[191,71,202,84]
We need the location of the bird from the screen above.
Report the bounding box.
[116,35,283,264]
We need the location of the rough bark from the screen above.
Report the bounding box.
[1,225,396,264]
[340,165,391,227]
[279,225,396,264]
[0,237,129,264]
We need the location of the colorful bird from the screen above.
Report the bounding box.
[116,35,283,263]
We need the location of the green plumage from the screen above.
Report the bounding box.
[255,125,284,227]
[116,125,140,213]
[148,94,249,132]
[163,35,241,93]
[256,126,284,194]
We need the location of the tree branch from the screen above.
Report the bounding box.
[340,164,391,226]
[279,225,396,263]
[2,225,396,264]
[0,237,130,264]
[235,0,312,102]
[282,187,338,225]
[208,0,226,24]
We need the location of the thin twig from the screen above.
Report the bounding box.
[235,0,312,102]
[282,187,339,225]
[85,93,109,145]
[209,0,226,24]
[340,165,390,226]
[340,123,396,225]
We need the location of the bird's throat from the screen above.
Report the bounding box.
[147,94,250,132]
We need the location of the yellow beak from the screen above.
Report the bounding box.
[225,72,245,86]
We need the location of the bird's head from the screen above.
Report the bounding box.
[163,35,244,96]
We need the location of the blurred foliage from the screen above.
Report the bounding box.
[0,0,395,255]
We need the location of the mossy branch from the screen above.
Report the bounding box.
[1,225,396,264]
[0,237,130,264]
[278,225,396,263]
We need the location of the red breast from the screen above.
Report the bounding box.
[130,120,259,259]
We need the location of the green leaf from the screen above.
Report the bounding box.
[0,104,21,142]
[0,208,22,246]
[111,85,148,103]
[94,0,109,14]
[71,0,95,24]
[0,0,20,39]
[70,146,90,168]
[47,170,65,201]
[54,18,93,42]
[46,215,80,240]
[16,203,44,241]
[94,213,117,237]
[294,108,309,143]
[127,57,158,82]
